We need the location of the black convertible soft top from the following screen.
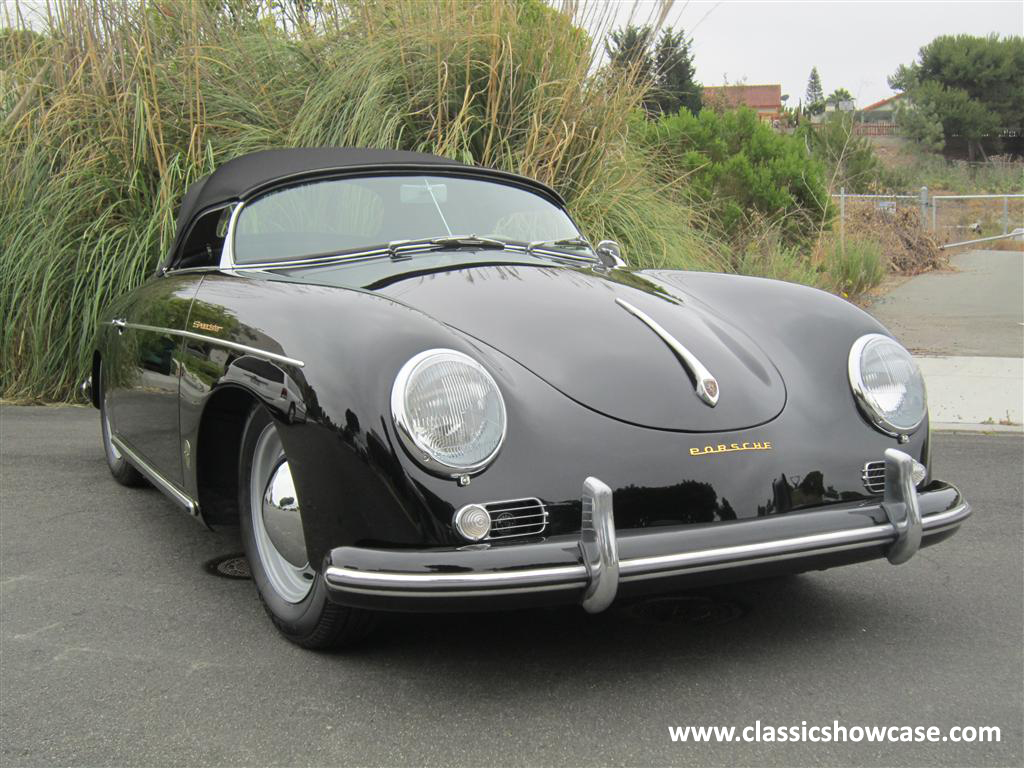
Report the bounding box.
[167,147,565,268]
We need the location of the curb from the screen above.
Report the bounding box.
[931,422,1022,434]
[917,355,1022,430]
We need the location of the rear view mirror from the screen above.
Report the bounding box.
[400,182,448,204]
[595,239,625,269]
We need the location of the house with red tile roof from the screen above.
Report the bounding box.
[702,84,783,122]
[858,93,907,123]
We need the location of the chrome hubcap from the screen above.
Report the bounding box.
[262,461,308,567]
[250,423,313,603]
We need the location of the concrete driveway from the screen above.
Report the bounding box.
[867,250,1023,428]
[1,405,1021,767]
[868,249,1022,358]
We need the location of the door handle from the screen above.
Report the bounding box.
[111,318,127,334]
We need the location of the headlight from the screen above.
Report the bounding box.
[391,349,507,477]
[848,334,927,437]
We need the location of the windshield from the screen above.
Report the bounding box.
[233,174,582,265]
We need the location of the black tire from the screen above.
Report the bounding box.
[99,366,147,487]
[239,404,376,650]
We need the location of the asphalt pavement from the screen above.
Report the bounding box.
[1,405,1022,768]
[867,250,1023,358]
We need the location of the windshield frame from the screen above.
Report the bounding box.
[220,171,588,272]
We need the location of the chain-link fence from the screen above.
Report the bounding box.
[833,188,1024,250]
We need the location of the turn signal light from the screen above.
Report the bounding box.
[453,504,491,542]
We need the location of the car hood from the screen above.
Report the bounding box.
[366,263,786,432]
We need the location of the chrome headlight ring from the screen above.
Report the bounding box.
[848,333,927,438]
[391,349,507,478]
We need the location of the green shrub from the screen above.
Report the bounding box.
[819,235,886,297]
[0,0,722,401]
[797,113,892,193]
[632,107,833,246]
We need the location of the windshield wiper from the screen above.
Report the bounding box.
[528,236,591,251]
[526,237,597,263]
[388,234,509,259]
[257,235,511,271]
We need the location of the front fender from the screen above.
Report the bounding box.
[182,273,508,568]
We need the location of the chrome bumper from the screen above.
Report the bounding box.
[324,450,970,612]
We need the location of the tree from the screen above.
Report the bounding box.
[605,24,702,117]
[893,98,945,152]
[805,67,824,115]
[799,113,884,193]
[827,88,853,108]
[605,24,654,82]
[890,34,1024,158]
[652,27,702,116]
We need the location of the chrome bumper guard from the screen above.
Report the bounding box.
[324,450,969,611]
[881,448,923,565]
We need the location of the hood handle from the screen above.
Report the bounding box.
[614,298,720,407]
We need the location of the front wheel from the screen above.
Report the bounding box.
[239,405,376,649]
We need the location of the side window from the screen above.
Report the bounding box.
[176,206,234,269]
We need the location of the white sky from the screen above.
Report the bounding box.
[599,0,1023,106]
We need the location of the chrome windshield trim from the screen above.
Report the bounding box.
[222,189,593,273]
[162,266,224,275]
[110,435,199,517]
[111,321,304,368]
[229,246,393,272]
[225,239,596,272]
[218,199,246,271]
[614,298,720,407]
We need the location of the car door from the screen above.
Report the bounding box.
[104,274,205,487]
[103,204,234,491]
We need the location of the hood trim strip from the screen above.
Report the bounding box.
[614,298,720,407]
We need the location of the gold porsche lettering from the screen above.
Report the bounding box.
[689,441,773,456]
[192,320,223,333]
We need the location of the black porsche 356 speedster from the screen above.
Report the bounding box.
[85,148,970,648]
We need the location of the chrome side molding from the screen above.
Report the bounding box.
[614,298,719,407]
[110,434,201,519]
[579,477,619,613]
[882,448,923,564]
[109,319,304,368]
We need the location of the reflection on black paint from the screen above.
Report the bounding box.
[616,479,724,527]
